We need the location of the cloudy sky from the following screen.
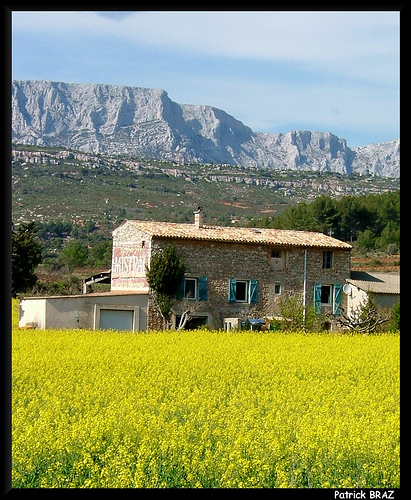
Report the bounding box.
[12,10,400,147]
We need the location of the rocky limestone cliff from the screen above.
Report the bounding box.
[12,80,399,177]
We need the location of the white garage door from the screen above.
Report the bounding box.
[99,309,134,331]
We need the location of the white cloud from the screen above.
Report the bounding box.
[12,10,399,146]
[13,11,398,59]
[12,10,399,88]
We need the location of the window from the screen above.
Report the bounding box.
[235,281,248,302]
[184,278,197,299]
[228,279,258,303]
[175,315,209,329]
[274,282,281,294]
[320,285,332,305]
[322,251,333,269]
[314,283,342,316]
[270,248,286,271]
[178,277,207,301]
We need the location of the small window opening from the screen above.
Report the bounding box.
[322,251,333,269]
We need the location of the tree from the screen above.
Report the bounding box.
[332,292,391,333]
[389,301,400,331]
[88,241,112,267]
[376,221,400,252]
[277,291,318,331]
[58,241,89,272]
[310,195,338,236]
[176,295,203,330]
[12,222,43,297]
[145,244,186,329]
[336,196,373,242]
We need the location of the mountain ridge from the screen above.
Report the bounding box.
[12,80,399,178]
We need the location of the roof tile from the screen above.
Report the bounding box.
[116,220,352,249]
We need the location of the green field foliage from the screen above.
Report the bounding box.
[12,298,20,328]
[12,325,399,488]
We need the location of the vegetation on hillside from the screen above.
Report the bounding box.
[12,146,399,296]
[12,145,399,231]
[248,191,399,254]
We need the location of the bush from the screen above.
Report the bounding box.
[278,292,319,331]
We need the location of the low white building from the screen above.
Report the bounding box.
[344,271,400,315]
[18,291,149,331]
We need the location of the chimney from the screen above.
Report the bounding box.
[193,206,204,228]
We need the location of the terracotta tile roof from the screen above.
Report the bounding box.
[347,271,400,294]
[116,220,352,249]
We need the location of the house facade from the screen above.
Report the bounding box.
[111,209,352,330]
[19,209,353,331]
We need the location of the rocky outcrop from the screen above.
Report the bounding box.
[12,80,399,177]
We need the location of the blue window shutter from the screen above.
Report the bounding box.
[314,283,322,314]
[228,279,237,303]
[333,283,343,316]
[177,279,185,300]
[198,276,207,301]
[249,280,258,303]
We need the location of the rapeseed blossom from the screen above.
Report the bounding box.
[12,328,399,488]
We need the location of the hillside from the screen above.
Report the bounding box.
[12,145,399,233]
[12,80,399,177]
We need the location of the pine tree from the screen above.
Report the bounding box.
[12,222,43,297]
[145,244,186,329]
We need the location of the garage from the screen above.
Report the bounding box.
[99,309,135,331]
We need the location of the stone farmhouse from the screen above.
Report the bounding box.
[19,208,353,331]
[111,208,352,330]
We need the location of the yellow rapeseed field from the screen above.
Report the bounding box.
[12,309,399,488]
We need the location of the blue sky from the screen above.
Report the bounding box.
[12,10,400,147]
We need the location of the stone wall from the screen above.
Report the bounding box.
[111,223,351,329]
[151,238,351,329]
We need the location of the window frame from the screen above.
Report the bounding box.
[235,280,248,302]
[313,282,343,316]
[228,279,258,304]
[320,284,332,305]
[178,276,207,301]
[184,277,198,300]
[322,251,334,269]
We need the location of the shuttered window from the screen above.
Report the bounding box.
[333,283,342,316]
[177,277,207,301]
[314,283,322,314]
[228,279,259,304]
[314,283,343,315]
[249,279,258,304]
[198,276,208,301]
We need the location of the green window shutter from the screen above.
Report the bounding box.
[333,283,343,316]
[228,279,237,303]
[314,283,322,314]
[177,279,185,300]
[198,276,207,301]
[249,279,258,304]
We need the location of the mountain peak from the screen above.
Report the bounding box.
[12,80,399,177]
